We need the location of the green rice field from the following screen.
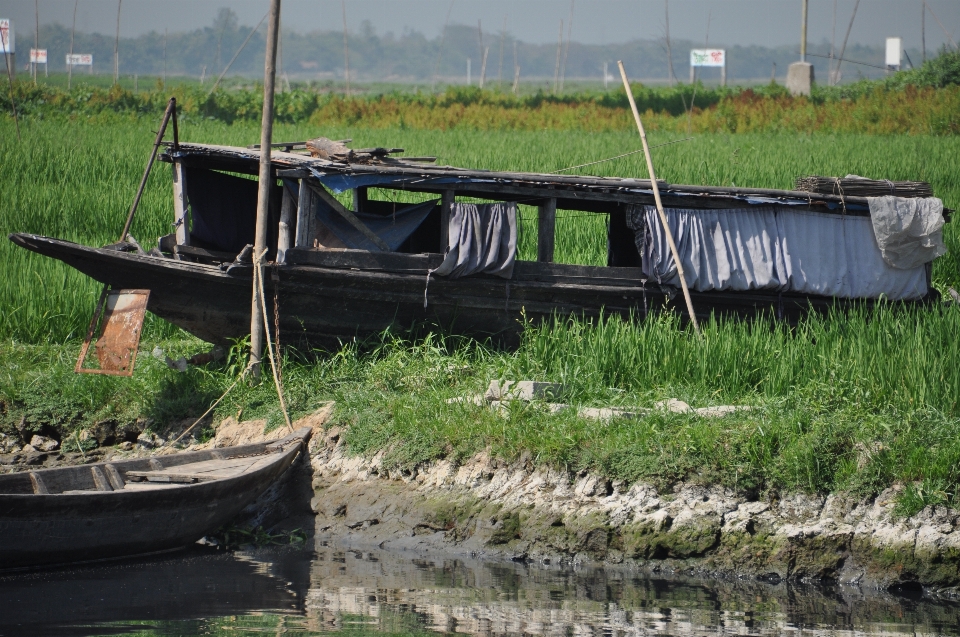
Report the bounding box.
[1,116,959,514]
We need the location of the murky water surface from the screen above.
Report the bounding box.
[1,544,957,636]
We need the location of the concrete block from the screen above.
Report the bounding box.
[787,61,814,96]
[485,380,564,402]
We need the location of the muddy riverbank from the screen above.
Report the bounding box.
[305,423,960,595]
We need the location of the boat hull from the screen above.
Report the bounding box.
[8,233,913,350]
[0,431,308,569]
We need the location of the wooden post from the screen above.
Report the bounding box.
[277,183,295,263]
[353,186,368,213]
[618,60,699,333]
[295,179,315,247]
[249,0,281,377]
[172,161,190,246]
[440,190,455,252]
[537,198,556,262]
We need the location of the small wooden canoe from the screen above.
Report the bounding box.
[0,426,312,569]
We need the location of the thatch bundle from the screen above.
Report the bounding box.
[795,175,933,198]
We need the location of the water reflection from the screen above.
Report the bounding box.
[0,542,957,636]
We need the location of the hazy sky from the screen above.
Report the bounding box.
[0,1,957,51]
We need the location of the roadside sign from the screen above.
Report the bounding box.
[0,19,14,53]
[66,53,93,66]
[690,49,725,67]
[886,37,901,70]
[30,48,46,64]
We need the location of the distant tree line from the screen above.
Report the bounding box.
[26,8,922,84]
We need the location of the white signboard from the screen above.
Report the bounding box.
[690,49,725,67]
[886,37,901,67]
[30,48,46,64]
[0,19,14,53]
[66,53,93,66]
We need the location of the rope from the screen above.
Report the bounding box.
[163,254,293,450]
[550,137,694,174]
[166,359,254,448]
[254,251,294,433]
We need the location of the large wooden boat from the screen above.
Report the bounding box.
[8,139,948,350]
[0,426,311,569]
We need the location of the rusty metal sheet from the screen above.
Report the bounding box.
[76,289,150,376]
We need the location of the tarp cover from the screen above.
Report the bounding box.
[312,196,438,252]
[867,196,946,269]
[628,204,930,300]
[431,202,517,279]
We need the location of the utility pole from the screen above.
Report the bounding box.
[800,0,807,62]
[922,2,926,63]
[114,0,121,85]
[664,0,675,85]
[553,20,562,94]
[497,15,506,89]
[559,0,574,92]
[786,0,813,96]
[34,0,38,83]
[249,0,281,377]
[68,0,77,90]
[341,0,350,96]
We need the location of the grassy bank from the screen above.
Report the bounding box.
[1,118,958,517]
[3,304,960,517]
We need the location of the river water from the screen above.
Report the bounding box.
[1,543,958,636]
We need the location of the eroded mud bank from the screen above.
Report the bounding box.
[304,427,960,594]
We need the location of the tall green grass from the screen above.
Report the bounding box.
[1,118,957,342]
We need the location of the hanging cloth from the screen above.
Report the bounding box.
[424,202,518,307]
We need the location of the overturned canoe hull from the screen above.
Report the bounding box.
[7,233,912,351]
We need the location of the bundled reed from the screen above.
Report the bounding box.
[795,175,933,198]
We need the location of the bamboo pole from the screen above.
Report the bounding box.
[618,61,699,333]
[833,0,860,82]
[208,11,268,96]
[249,0,281,378]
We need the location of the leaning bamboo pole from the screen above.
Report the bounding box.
[618,61,699,333]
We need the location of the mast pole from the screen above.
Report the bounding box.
[249,0,281,377]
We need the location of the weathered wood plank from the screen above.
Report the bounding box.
[172,161,191,246]
[295,179,316,248]
[538,198,556,263]
[28,472,49,495]
[286,247,442,272]
[353,186,368,213]
[441,190,455,252]
[104,464,126,490]
[278,182,296,264]
[91,466,113,491]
